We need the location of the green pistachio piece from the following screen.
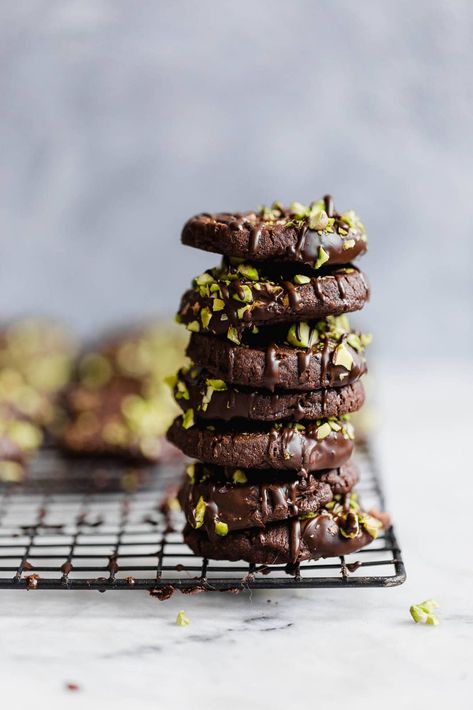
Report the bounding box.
[346,333,362,352]
[308,208,329,231]
[343,238,356,250]
[340,512,360,539]
[289,201,308,218]
[215,521,229,536]
[185,464,195,482]
[200,307,212,329]
[232,284,253,303]
[299,511,318,520]
[176,610,190,627]
[232,469,248,484]
[237,264,259,281]
[182,409,194,429]
[314,246,329,269]
[339,228,348,236]
[333,343,354,370]
[360,513,383,539]
[194,496,206,528]
[206,379,227,391]
[287,322,319,348]
[294,274,311,285]
[237,305,250,320]
[227,327,240,344]
[409,601,439,626]
[194,272,215,286]
[175,313,182,324]
[341,210,356,228]
[212,299,225,312]
[252,326,259,334]
[328,419,341,431]
[316,422,332,440]
[186,321,200,333]
[360,333,373,347]
[175,380,190,401]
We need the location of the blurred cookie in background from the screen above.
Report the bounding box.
[0,318,78,431]
[59,321,187,462]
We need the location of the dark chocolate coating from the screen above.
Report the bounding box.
[179,461,359,533]
[181,210,367,267]
[176,367,365,422]
[179,267,369,335]
[183,514,374,564]
[187,333,367,392]
[167,417,354,472]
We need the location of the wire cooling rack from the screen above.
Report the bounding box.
[0,443,405,595]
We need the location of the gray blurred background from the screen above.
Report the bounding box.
[1,0,472,359]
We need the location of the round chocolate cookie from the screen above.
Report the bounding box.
[186,319,368,392]
[174,366,365,422]
[181,197,367,268]
[167,416,354,472]
[179,461,359,534]
[179,262,369,338]
[183,506,380,564]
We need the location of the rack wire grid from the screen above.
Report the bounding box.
[0,443,405,595]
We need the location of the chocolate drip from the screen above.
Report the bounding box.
[249,224,262,255]
[283,280,301,311]
[323,194,334,217]
[263,344,280,392]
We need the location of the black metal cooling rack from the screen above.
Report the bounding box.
[0,443,405,595]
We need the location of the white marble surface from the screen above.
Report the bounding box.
[0,365,471,709]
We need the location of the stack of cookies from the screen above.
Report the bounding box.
[168,197,384,564]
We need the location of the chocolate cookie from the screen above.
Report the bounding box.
[182,196,367,268]
[174,366,365,422]
[183,496,382,564]
[186,316,369,391]
[178,261,369,338]
[60,378,169,462]
[179,461,359,534]
[167,416,354,472]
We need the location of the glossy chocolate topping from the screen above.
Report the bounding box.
[178,461,359,534]
[167,416,355,472]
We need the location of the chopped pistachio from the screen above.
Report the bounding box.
[333,343,354,370]
[340,513,360,539]
[175,380,190,401]
[252,326,259,334]
[346,333,362,352]
[338,228,348,236]
[194,496,206,528]
[343,238,356,250]
[308,208,329,231]
[212,298,225,312]
[237,264,259,281]
[360,333,373,347]
[176,610,190,627]
[299,511,318,520]
[200,307,212,329]
[185,464,195,482]
[314,247,329,270]
[237,305,250,320]
[215,521,229,536]
[287,322,319,348]
[294,274,311,285]
[290,201,308,218]
[194,272,215,286]
[316,422,332,440]
[227,327,240,344]
[410,600,440,626]
[206,379,227,391]
[182,409,194,430]
[232,469,248,484]
[328,419,341,431]
[186,321,200,333]
[360,513,383,539]
[232,284,253,303]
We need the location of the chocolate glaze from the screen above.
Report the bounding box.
[167,417,354,472]
[187,333,367,392]
[176,368,365,422]
[181,201,367,267]
[178,265,369,336]
[183,513,376,565]
[178,461,359,534]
